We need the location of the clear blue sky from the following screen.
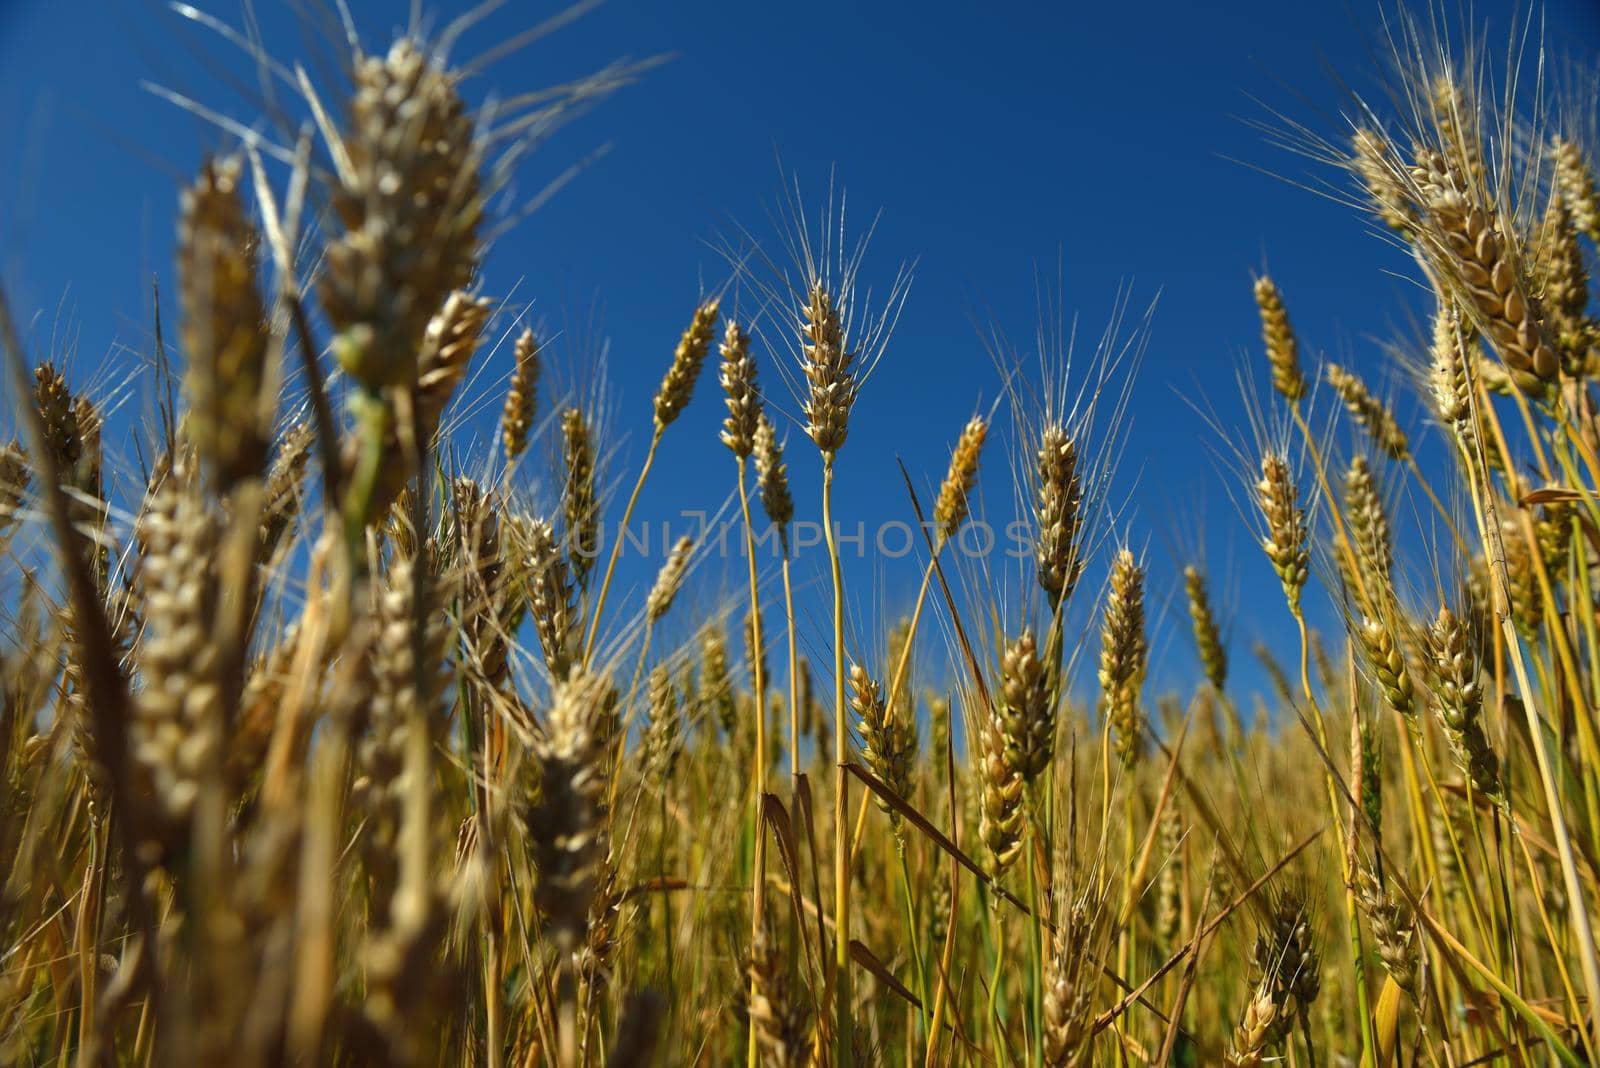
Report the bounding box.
[3,1,1599,710]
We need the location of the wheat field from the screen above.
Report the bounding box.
[0,4,1598,1066]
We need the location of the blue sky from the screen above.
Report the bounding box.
[3,1,1599,711]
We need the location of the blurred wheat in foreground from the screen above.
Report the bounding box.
[2,6,1600,1067]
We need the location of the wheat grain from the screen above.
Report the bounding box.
[935,415,987,542]
[510,515,578,680]
[258,421,313,562]
[1100,549,1147,770]
[130,460,222,843]
[449,478,510,690]
[997,627,1054,782]
[851,662,914,828]
[1534,191,1595,372]
[1431,73,1484,191]
[645,535,694,623]
[1035,424,1085,607]
[323,39,482,391]
[528,667,614,954]
[1183,565,1227,693]
[798,280,855,458]
[745,925,811,1067]
[1041,904,1095,1066]
[1357,614,1414,721]
[1254,277,1306,403]
[1326,364,1408,459]
[1345,456,1393,590]
[653,299,720,432]
[1156,804,1183,946]
[700,624,736,737]
[718,318,760,458]
[1429,302,1474,431]
[560,407,599,589]
[178,156,273,490]
[978,708,1025,874]
[752,411,794,548]
[1498,513,1543,640]
[1412,148,1558,394]
[1351,128,1416,233]
[1356,869,1419,997]
[1256,453,1309,614]
[0,441,28,538]
[1227,979,1282,1068]
[1427,606,1500,799]
[501,326,541,463]
[1553,136,1600,240]
[644,664,680,782]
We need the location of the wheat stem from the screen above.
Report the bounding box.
[783,551,799,778]
[1292,610,1376,1068]
[736,455,770,1068]
[1476,493,1600,1047]
[824,456,852,1062]
[583,427,662,664]
[898,849,928,1038]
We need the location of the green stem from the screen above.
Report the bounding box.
[986,911,1005,1046]
[898,849,928,1041]
[340,388,391,572]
